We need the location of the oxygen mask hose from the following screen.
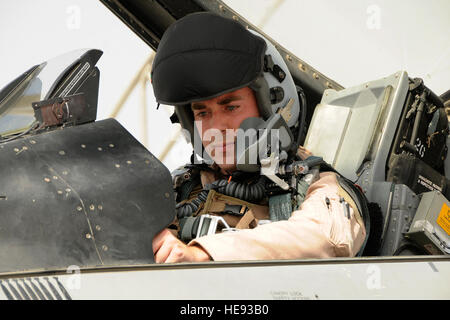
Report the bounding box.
[175,176,267,219]
[176,190,209,219]
[208,175,267,203]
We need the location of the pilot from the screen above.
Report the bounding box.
[151,12,367,263]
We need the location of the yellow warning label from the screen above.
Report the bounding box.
[437,202,450,236]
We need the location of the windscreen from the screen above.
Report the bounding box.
[0,49,94,138]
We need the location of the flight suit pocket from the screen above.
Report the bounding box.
[325,196,354,257]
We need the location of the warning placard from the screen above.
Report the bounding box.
[437,202,450,235]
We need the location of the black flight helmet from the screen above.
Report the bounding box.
[151,12,302,171]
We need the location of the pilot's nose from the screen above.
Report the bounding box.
[211,113,233,132]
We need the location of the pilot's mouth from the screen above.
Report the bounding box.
[205,141,235,156]
[220,142,234,152]
[213,143,234,152]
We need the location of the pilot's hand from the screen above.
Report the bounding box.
[152,228,212,263]
[297,145,312,160]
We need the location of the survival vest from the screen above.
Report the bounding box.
[170,161,377,256]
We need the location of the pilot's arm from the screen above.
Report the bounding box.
[152,171,366,262]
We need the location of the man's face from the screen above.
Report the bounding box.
[191,87,260,173]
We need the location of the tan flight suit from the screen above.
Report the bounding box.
[177,170,366,261]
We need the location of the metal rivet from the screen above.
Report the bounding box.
[286,54,292,62]
[109,144,114,148]
[30,140,36,144]
[126,160,132,164]
[57,190,63,195]
[102,245,108,251]
[81,144,86,149]
[313,73,319,80]
[62,171,68,175]
[98,205,103,210]
[77,206,82,211]
[115,164,120,168]
[86,234,92,239]
[23,146,28,150]
[59,150,66,155]
[95,225,101,231]
[97,147,103,151]
[232,15,238,21]
[14,148,19,152]
[44,178,51,183]
[53,176,58,180]
[65,188,71,192]
[219,4,225,12]
[89,204,95,211]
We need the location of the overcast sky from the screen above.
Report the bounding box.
[0,0,449,172]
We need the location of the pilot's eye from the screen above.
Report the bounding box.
[226,105,239,111]
[195,111,208,118]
